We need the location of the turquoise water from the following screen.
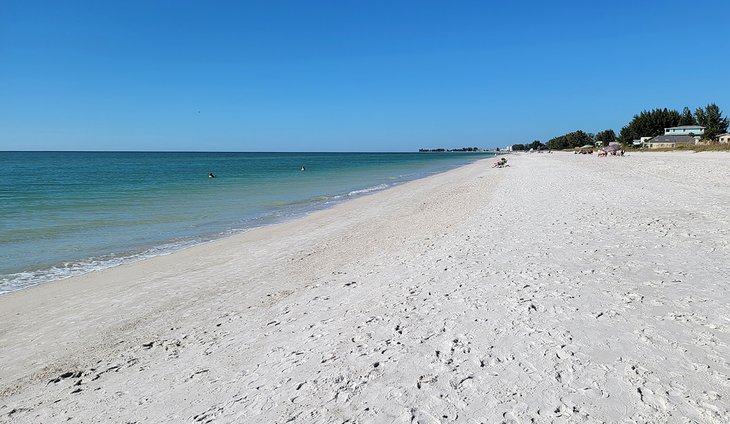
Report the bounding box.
[0,151,494,293]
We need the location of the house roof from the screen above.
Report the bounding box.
[647,135,696,144]
[665,125,705,130]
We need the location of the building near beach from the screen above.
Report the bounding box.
[635,136,652,147]
[642,125,707,149]
[644,134,697,149]
[718,133,730,144]
[664,125,705,137]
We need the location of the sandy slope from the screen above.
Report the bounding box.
[1,152,728,423]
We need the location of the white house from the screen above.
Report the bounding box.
[719,133,730,144]
[637,136,652,147]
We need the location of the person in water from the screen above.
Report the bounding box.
[300,165,306,171]
[208,173,216,178]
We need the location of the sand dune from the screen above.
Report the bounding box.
[1,151,729,423]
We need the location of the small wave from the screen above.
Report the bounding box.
[347,183,389,196]
[270,195,334,207]
[0,239,202,295]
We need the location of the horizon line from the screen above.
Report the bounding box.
[0,149,499,154]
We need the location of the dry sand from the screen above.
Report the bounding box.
[1,151,729,423]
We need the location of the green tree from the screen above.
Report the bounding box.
[545,130,594,150]
[545,135,568,150]
[678,107,696,126]
[528,140,544,150]
[618,108,682,144]
[694,103,729,140]
[595,129,616,144]
[511,144,525,151]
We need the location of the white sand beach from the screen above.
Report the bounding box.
[1,151,729,423]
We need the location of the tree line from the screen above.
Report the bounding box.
[618,104,728,144]
[516,103,728,150]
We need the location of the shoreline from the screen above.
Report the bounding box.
[2,152,728,423]
[0,156,504,389]
[0,155,500,303]
[0,154,494,295]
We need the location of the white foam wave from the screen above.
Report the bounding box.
[347,184,389,196]
[0,239,202,295]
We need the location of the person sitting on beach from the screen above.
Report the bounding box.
[493,158,509,168]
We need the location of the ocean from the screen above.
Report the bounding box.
[0,151,495,294]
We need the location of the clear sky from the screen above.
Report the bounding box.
[2,0,729,151]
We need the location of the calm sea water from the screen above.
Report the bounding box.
[0,151,494,293]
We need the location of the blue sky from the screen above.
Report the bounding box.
[2,0,729,151]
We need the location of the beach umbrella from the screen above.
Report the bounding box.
[604,142,620,152]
